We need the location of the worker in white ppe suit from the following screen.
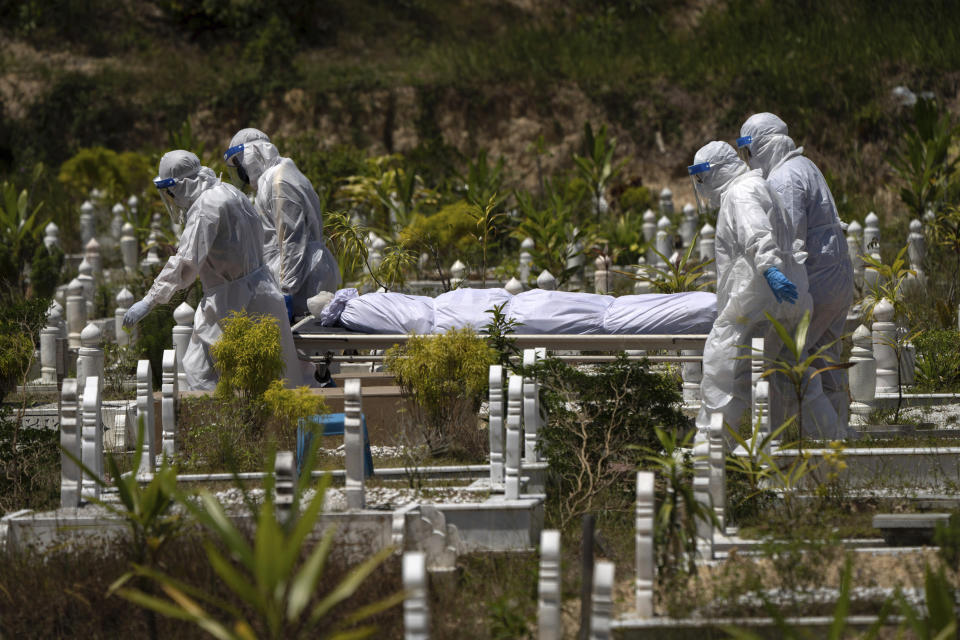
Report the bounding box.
[223,128,340,319]
[690,141,840,438]
[739,113,855,428]
[123,150,308,391]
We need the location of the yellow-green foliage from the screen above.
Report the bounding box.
[0,331,34,402]
[210,311,285,400]
[263,379,328,439]
[58,147,153,202]
[400,201,478,257]
[385,328,496,456]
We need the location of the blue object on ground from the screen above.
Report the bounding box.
[296,413,374,478]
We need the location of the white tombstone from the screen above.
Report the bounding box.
[872,299,898,394]
[66,278,87,349]
[489,365,505,487]
[751,337,769,438]
[523,348,544,462]
[110,203,125,241]
[655,216,672,266]
[680,202,697,248]
[369,235,386,272]
[699,223,717,285]
[80,200,96,246]
[593,252,612,294]
[642,209,657,264]
[505,375,523,500]
[40,310,60,384]
[450,259,467,288]
[536,269,557,291]
[43,221,60,251]
[681,349,702,405]
[77,257,95,317]
[161,349,178,459]
[85,237,103,280]
[863,211,880,251]
[136,359,156,476]
[520,237,535,282]
[659,186,674,215]
[140,230,162,274]
[633,262,651,295]
[505,277,524,295]
[589,561,614,640]
[708,413,726,529]
[403,551,430,640]
[127,194,139,215]
[849,324,876,427]
[120,222,138,277]
[344,378,365,509]
[274,451,295,521]
[693,438,714,559]
[172,301,195,389]
[846,220,864,289]
[77,322,104,394]
[906,218,926,293]
[538,529,562,640]
[60,379,81,507]
[81,375,103,502]
[635,471,654,618]
[115,288,135,347]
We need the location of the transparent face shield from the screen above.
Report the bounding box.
[687,161,711,216]
[154,177,185,226]
[223,144,250,189]
[736,136,753,167]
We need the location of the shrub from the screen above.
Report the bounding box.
[210,311,285,400]
[400,201,480,278]
[385,328,496,459]
[263,379,329,449]
[57,146,154,203]
[176,396,268,473]
[913,329,960,393]
[531,354,690,530]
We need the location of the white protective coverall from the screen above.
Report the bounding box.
[139,150,308,391]
[692,142,839,437]
[740,113,855,427]
[227,129,341,317]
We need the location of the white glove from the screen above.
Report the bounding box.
[123,299,154,327]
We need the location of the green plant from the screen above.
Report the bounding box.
[483,301,520,372]
[573,123,625,222]
[724,416,789,525]
[933,512,960,570]
[210,311,285,400]
[724,554,892,639]
[514,188,584,287]
[116,458,402,640]
[620,232,714,293]
[532,355,690,530]
[895,564,958,639]
[385,328,496,459]
[176,396,268,473]
[57,146,154,204]
[0,172,48,295]
[400,200,480,284]
[263,380,329,451]
[913,329,960,393]
[325,210,416,291]
[752,310,851,452]
[469,192,508,288]
[104,341,139,398]
[638,426,716,580]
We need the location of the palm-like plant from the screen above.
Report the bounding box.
[116,454,401,640]
[514,189,584,286]
[618,233,714,294]
[573,123,626,222]
[0,179,47,295]
[750,310,851,455]
[325,211,416,291]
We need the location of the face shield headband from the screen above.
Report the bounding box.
[736,135,753,165]
[223,144,250,188]
[687,161,712,216]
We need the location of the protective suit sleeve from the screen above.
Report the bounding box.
[734,197,783,275]
[144,208,219,305]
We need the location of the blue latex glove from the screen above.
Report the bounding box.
[283,294,294,323]
[123,299,154,327]
[764,267,798,304]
